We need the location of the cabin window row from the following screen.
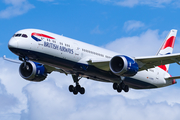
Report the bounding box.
[82,49,104,57]
[59,42,70,47]
[105,55,111,59]
[65,44,70,47]
[59,42,63,45]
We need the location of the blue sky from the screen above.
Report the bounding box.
[1,0,180,120]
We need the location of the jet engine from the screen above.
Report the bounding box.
[109,55,139,77]
[19,61,47,82]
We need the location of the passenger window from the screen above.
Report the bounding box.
[22,34,28,38]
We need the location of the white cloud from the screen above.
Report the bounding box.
[11,76,179,120]
[140,0,172,7]
[115,0,139,7]
[0,78,20,120]
[0,79,19,113]
[123,20,145,32]
[93,0,178,8]
[0,0,34,19]
[1,28,180,119]
[19,80,180,120]
[105,29,166,56]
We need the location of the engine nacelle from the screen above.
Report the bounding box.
[109,55,139,77]
[19,61,47,82]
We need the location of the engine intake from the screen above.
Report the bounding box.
[19,61,47,82]
[110,55,139,77]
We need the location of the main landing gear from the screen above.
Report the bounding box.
[69,74,85,95]
[113,82,129,93]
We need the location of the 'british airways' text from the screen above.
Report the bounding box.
[44,41,73,54]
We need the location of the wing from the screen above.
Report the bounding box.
[3,55,68,75]
[165,76,180,80]
[88,53,180,72]
[135,53,180,71]
[88,59,110,71]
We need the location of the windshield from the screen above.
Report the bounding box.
[13,34,28,38]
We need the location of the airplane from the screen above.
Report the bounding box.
[4,29,180,95]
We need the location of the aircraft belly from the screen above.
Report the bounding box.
[124,77,157,89]
[10,48,120,82]
[9,47,158,89]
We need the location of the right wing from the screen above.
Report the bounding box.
[3,55,68,75]
[3,55,22,64]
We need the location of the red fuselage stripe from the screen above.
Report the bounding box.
[31,33,55,39]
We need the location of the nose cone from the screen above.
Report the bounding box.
[8,38,18,49]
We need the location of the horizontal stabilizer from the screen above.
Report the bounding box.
[165,76,180,80]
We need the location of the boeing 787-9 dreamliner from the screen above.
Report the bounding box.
[4,29,180,95]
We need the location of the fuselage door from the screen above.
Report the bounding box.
[73,43,81,61]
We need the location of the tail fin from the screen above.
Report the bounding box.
[157,29,177,72]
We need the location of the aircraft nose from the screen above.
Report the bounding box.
[8,37,18,49]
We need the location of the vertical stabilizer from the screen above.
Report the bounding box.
[157,29,177,72]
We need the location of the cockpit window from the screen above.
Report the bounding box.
[22,34,28,38]
[14,34,21,37]
[13,33,28,38]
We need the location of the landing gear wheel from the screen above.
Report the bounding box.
[117,88,122,93]
[112,82,129,93]
[117,85,122,93]
[69,85,74,92]
[120,82,125,89]
[124,85,129,92]
[113,83,118,90]
[79,87,85,94]
[69,74,86,95]
[76,85,81,92]
[73,89,78,95]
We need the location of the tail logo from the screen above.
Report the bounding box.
[161,36,175,50]
[158,65,168,72]
[31,33,55,42]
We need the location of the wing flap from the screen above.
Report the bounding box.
[87,59,110,71]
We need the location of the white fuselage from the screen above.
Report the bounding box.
[8,29,174,89]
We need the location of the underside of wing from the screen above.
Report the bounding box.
[43,64,68,74]
[135,53,180,71]
[87,59,110,71]
[165,76,180,80]
[87,53,180,72]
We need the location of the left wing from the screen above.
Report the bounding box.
[135,53,180,71]
[88,59,110,71]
